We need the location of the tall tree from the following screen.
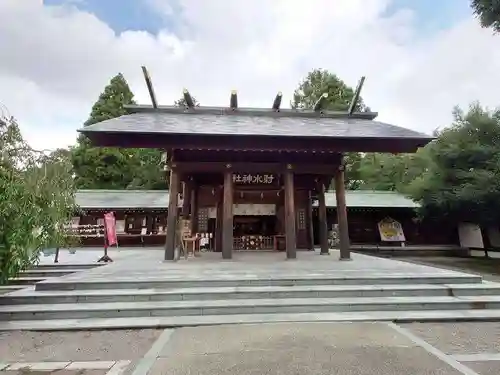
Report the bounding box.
[471,0,500,33]
[357,150,431,192]
[291,69,366,189]
[0,116,76,283]
[292,69,367,112]
[407,103,500,226]
[72,74,167,190]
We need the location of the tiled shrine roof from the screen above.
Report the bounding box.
[79,109,431,141]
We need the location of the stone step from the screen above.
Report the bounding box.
[0,286,25,295]
[7,277,46,286]
[3,283,500,305]
[34,274,483,291]
[33,263,102,270]
[19,269,84,278]
[2,309,500,331]
[2,296,500,321]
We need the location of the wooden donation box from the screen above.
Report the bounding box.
[178,219,198,258]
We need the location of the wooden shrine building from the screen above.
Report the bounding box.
[78,68,433,261]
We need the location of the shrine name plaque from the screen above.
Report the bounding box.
[232,173,277,185]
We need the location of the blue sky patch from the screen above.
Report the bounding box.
[383,0,471,37]
[44,0,472,37]
[44,0,169,34]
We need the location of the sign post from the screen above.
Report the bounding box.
[98,212,117,262]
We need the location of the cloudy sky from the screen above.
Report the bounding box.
[0,0,499,151]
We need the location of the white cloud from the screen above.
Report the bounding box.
[1,0,499,151]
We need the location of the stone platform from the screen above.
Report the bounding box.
[2,249,500,331]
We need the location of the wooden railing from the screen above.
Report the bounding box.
[234,235,274,250]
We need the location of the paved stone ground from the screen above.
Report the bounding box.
[398,256,500,283]
[5,249,498,374]
[37,248,479,285]
[146,323,467,375]
[3,323,500,374]
[0,330,162,362]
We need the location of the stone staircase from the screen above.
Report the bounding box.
[0,263,101,295]
[2,269,500,330]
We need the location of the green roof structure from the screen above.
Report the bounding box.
[75,189,418,210]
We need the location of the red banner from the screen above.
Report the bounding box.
[104,212,118,246]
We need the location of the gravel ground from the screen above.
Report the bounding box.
[466,361,500,375]
[0,330,162,362]
[402,322,500,354]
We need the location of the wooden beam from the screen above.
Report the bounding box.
[284,169,297,259]
[141,66,158,109]
[164,170,179,260]
[272,92,282,111]
[317,181,329,255]
[335,163,351,260]
[348,76,366,116]
[314,93,329,112]
[183,89,195,108]
[124,104,379,120]
[230,90,238,110]
[171,161,338,175]
[222,170,234,259]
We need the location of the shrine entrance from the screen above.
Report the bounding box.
[79,66,434,261]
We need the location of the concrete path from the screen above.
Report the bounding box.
[3,322,500,374]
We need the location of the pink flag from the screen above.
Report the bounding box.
[104,212,118,246]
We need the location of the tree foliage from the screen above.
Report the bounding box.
[471,0,500,33]
[0,117,76,284]
[407,103,500,226]
[71,74,167,190]
[292,69,367,112]
[291,69,367,189]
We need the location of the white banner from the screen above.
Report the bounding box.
[378,217,405,242]
[458,223,484,248]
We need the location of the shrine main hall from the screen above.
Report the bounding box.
[79,71,433,261]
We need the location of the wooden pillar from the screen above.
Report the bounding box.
[222,170,233,259]
[335,164,351,260]
[307,190,315,250]
[190,185,198,234]
[317,182,329,255]
[181,181,192,219]
[284,169,297,259]
[164,170,179,261]
[215,196,223,253]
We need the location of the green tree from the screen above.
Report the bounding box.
[407,103,500,226]
[291,69,367,189]
[358,150,431,192]
[471,0,500,33]
[72,74,167,190]
[292,69,366,112]
[0,116,76,284]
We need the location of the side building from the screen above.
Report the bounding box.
[73,189,459,248]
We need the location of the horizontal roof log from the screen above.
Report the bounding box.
[123,104,379,120]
